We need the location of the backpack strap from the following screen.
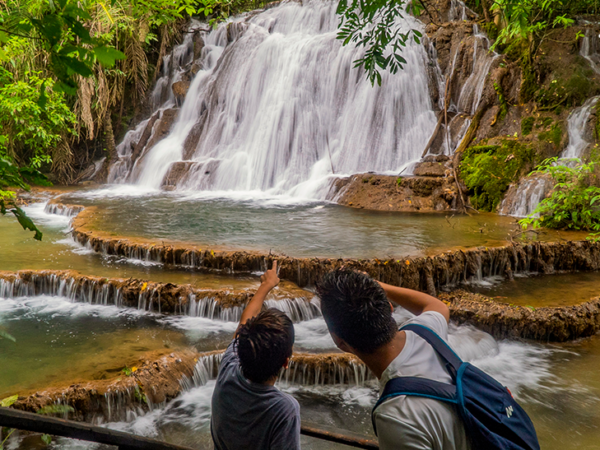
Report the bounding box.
[370,323,464,436]
[371,376,457,435]
[400,323,463,371]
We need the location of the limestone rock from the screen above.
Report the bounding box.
[413,162,446,177]
[193,33,205,60]
[161,161,196,188]
[172,80,190,98]
[144,108,178,151]
[328,173,455,212]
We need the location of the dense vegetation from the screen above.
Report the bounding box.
[0,0,265,238]
[520,157,600,233]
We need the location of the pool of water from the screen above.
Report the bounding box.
[467,271,600,307]
[61,188,584,258]
[0,293,331,398]
[0,203,261,289]
[0,295,190,397]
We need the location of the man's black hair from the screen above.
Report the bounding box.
[316,269,397,354]
[236,308,295,383]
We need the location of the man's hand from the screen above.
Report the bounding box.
[260,260,280,290]
[236,260,280,336]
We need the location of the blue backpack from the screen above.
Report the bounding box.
[372,324,540,450]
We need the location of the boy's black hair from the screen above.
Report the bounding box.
[316,269,397,354]
[236,308,295,383]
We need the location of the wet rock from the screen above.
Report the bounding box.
[193,33,205,60]
[172,80,190,98]
[423,155,450,163]
[130,111,161,163]
[144,108,179,152]
[328,173,456,212]
[161,161,196,188]
[11,351,198,422]
[413,162,446,177]
[441,290,600,342]
[182,113,207,160]
[226,22,248,44]
[0,268,314,318]
[191,62,202,76]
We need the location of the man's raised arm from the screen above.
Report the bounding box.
[377,282,450,323]
[235,260,279,337]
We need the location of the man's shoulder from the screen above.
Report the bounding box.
[404,311,448,338]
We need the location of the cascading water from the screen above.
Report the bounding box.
[500,96,599,217]
[109,0,438,198]
[581,26,600,74]
[561,96,599,160]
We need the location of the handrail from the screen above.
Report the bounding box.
[0,407,379,449]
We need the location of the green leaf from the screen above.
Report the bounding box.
[93,46,126,67]
[0,394,18,407]
[41,434,52,445]
[10,207,43,241]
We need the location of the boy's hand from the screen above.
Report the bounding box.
[260,260,279,290]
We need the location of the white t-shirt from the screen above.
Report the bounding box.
[374,311,470,450]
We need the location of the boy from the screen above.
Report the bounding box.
[211,261,301,450]
[316,269,469,450]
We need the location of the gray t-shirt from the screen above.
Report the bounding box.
[211,342,301,450]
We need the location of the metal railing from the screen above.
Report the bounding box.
[0,407,379,449]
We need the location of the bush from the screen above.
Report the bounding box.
[460,141,535,211]
[520,157,600,231]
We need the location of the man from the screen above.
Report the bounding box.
[211,261,301,450]
[316,269,469,450]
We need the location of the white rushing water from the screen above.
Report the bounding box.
[109,0,438,198]
[581,27,600,75]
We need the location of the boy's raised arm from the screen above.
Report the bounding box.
[377,281,450,323]
[235,260,280,337]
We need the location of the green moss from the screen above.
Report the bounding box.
[521,116,535,136]
[538,123,563,148]
[460,140,535,212]
[480,22,498,42]
[536,69,600,109]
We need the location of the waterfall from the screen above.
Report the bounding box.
[561,96,599,160]
[500,97,598,217]
[454,25,498,116]
[109,0,437,198]
[581,27,600,75]
[498,177,550,218]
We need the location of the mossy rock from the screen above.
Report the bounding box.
[460,140,535,212]
[521,117,535,136]
[538,122,563,149]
